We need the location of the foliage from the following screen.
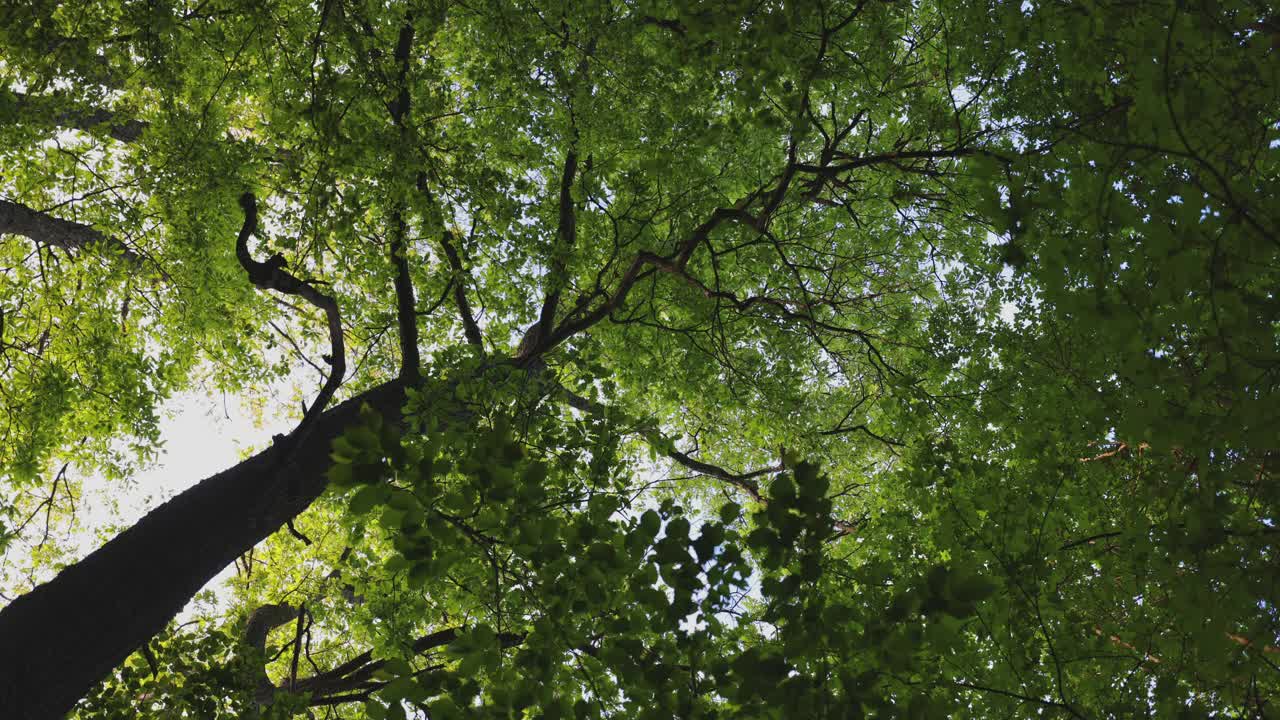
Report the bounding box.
[76,620,262,719]
[1,0,1277,717]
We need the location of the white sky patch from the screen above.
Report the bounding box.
[998,302,1018,324]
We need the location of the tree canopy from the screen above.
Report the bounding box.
[1,0,1277,717]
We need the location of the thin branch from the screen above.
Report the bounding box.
[556,384,865,535]
[285,520,313,545]
[1059,532,1122,551]
[10,91,149,142]
[437,230,484,346]
[954,680,1089,718]
[819,422,904,448]
[795,147,974,175]
[288,604,307,692]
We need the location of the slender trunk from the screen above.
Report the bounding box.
[0,380,405,719]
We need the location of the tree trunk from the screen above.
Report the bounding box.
[0,380,405,719]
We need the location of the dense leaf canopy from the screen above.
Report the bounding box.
[1,0,1278,718]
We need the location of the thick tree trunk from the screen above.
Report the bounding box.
[0,380,405,719]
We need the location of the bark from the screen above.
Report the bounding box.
[0,199,144,266]
[0,380,406,720]
[244,604,298,704]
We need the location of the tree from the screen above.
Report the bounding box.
[0,0,1276,717]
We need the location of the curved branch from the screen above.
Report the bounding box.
[244,604,297,653]
[243,603,297,704]
[236,192,346,431]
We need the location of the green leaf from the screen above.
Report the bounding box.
[348,484,389,515]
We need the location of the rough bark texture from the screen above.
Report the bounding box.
[0,380,405,720]
[0,198,143,266]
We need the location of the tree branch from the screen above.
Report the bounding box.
[386,19,422,382]
[538,135,967,360]
[538,194,757,357]
[373,16,424,381]
[556,383,866,535]
[288,626,523,702]
[389,214,421,383]
[9,91,149,142]
[236,192,346,432]
[243,603,297,705]
[794,147,974,176]
[0,198,144,267]
[538,148,578,332]
[287,604,306,692]
[954,680,1088,718]
[437,230,484,346]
